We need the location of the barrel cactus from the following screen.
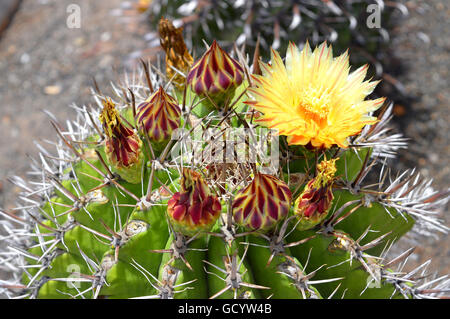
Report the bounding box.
[0,20,448,299]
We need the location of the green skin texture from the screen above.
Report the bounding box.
[19,86,416,299]
[157,234,209,299]
[246,235,304,299]
[206,232,261,299]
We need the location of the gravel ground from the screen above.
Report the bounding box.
[0,0,448,286]
[0,0,149,210]
[386,0,450,275]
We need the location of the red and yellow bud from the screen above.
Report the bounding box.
[135,87,181,149]
[232,174,292,232]
[158,18,194,89]
[187,40,244,108]
[167,168,221,236]
[294,158,337,230]
[99,98,143,184]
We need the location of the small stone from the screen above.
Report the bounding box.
[7,45,16,54]
[100,32,111,42]
[74,37,86,47]
[2,115,11,124]
[20,53,30,64]
[44,85,62,95]
[429,153,439,164]
[99,55,114,69]
[393,104,407,117]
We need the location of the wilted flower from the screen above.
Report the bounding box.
[135,86,181,148]
[187,40,244,109]
[167,168,221,236]
[232,174,292,232]
[246,42,385,149]
[294,158,337,230]
[99,98,143,184]
[159,17,194,89]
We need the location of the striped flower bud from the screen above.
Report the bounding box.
[99,98,144,184]
[167,168,221,237]
[135,87,181,150]
[186,40,244,109]
[232,174,292,232]
[294,158,337,231]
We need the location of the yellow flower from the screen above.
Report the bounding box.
[246,42,385,149]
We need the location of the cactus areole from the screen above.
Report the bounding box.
[0,27,448,300]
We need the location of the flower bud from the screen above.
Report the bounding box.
[186,40,244,109]
[99,98,143,184]
[135,87,181,150]
[232,174,292,232]
[158,18,193,89]
[167,168,221,236]
[294,158,337,230]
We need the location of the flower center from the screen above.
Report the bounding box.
[297,86,331,126]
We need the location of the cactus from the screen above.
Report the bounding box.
[1,26,449,299]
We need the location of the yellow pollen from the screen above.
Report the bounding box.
[315,158,337,187]
[99,98,120,138]
[297,86,331,124]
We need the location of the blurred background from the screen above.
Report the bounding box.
[0,0,448,277]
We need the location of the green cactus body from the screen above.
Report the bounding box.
[0,34,448,300]
[246,235,304,299]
